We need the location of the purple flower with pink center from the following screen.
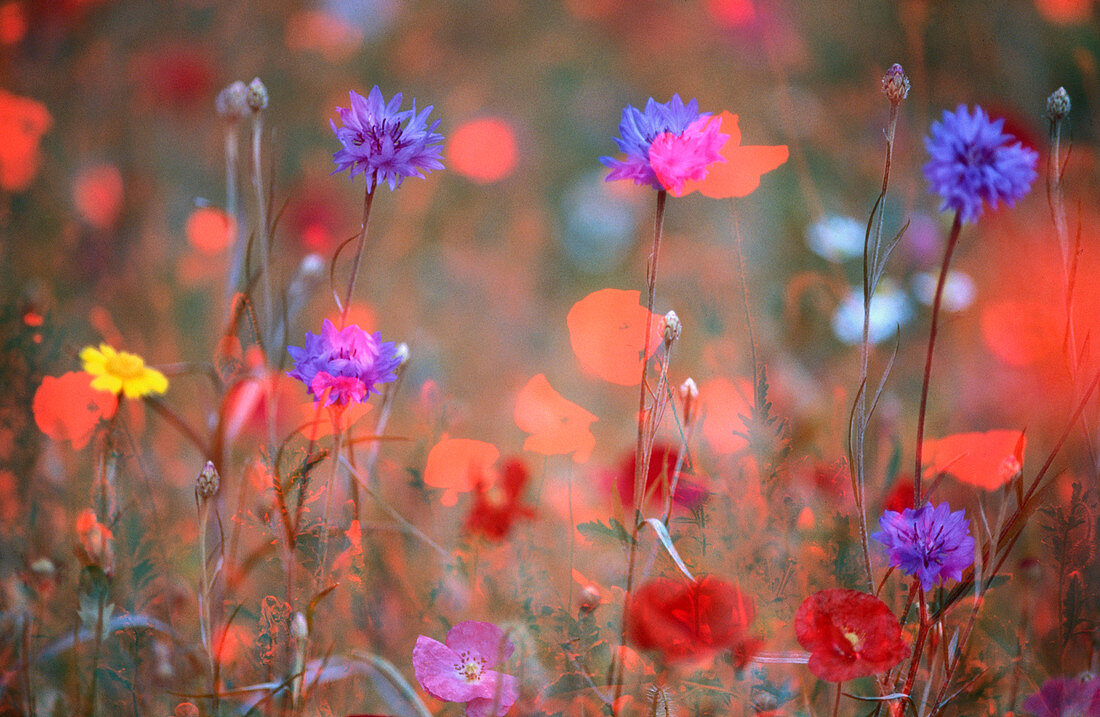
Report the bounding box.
[286,319,401,407]
[601,95,727,192]
[872,501,975,591]
[412,621,518,717]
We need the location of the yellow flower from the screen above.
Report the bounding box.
[80,344,168,399]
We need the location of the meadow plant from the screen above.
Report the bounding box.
[6,8,1100,717]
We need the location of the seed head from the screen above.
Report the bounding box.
[1047,86,1071,122]
[663,310,682,345]
[216,81,250,122]
[196,460,220,500]
[881,63,910,104]
[246,77,268,112]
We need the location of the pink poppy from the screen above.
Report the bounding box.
[413,621,518,716]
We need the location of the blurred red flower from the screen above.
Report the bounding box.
[794,589,909,682]
[883,477,915,513]
[33,371,117,450]
[465,457,536,541]
[627,576,758,664]
[612,443,709,511]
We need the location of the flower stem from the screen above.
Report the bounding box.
[223,124,242,311]
[913,211,962,505]
[611,189,667,711]
[317,423,345,590]
[899,585,930,708]
[340,186,376,328]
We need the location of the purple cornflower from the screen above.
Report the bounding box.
[601,95,727,192]
[872,502,974,591]
[331,86,444,191]
[286,320,401,407]
[1024,675,1100,717]
[923,104,1038,224]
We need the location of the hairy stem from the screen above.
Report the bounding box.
[914,212,962,504]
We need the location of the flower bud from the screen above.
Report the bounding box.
[1047,86,1071,122]
[75,509,114,576]
[394,342,411,366]
[662,310,681,345]
[215,81,249,122]
[679,377,699,428]
[246,77,268,112]
[196,460,220,500]
[881,63,910,104]
[292,612,309,641]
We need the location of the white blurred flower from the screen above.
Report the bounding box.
[912,271,976,312]
[832,279,913,345]
[806,214,865,261]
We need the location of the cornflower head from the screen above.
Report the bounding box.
[331,86,444,191]
[286,319,402,407]
[80,344,168,399]
[601,94,727,193]
[923,104,1038,224]
[872,501,975,591]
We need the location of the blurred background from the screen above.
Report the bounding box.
[2,0,1100,713]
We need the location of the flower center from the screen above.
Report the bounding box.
[354,121,403,155]
[105,352,146,380]
[454,651,485,683]
[842,628,862,652]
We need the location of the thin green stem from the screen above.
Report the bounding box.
[914,211,962,504]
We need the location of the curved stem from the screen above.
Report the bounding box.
[914,211,962,505]
[340,186,376,327]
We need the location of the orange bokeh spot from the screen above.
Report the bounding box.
[671,112,787,199]
[73,164,124,229]
[980,299,1059,367]
[706,0,756,26]
[33,371,118,450]
[0,88,50,192]
[922,430,1027,491]
[1035,0,1092,23]
[514,374,597,463]
[699,376,752,454]
[186,206,235,255]
[424,437,500,506]
[447,118,518,184]
[567,288,664,386]
[285,10,363,62]
[0,2,27,45]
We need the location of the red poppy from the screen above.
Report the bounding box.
[33,371,117,450]
[514,374,598,463]
[423,437,500,506]
[566,288,664,386]
[794,589,909,682]
[464,457,536,541]
[670,111,788,199]
[921,430,1026,491]
[627,576,758,664]
[883,477,915,513]
[612,443,709,510]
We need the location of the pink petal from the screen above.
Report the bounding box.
[464,673,519,717]
[446,621,514,667]
[412,636,480,703]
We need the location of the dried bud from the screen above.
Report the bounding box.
[75,509,114,576]
[1047,86,1071,122]
[662,310,681,345]
[394,342,411,366]
[246,77,268,112]
[29,557,56,579]
[292,612,309,641]
[679,377,699,427]
[196,460,220,500]
[173,702,200,717]
[215,81,249,122]
[881,63,910,104]
[578,583,601,614]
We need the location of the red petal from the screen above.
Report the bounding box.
[567,289,664,386]
[424,437,499,506]
[672,112,787,199]
[921,430,1027,490]
[514,374,597,463]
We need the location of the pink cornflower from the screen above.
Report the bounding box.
[412,621,519,717]
[286,319,401,407]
